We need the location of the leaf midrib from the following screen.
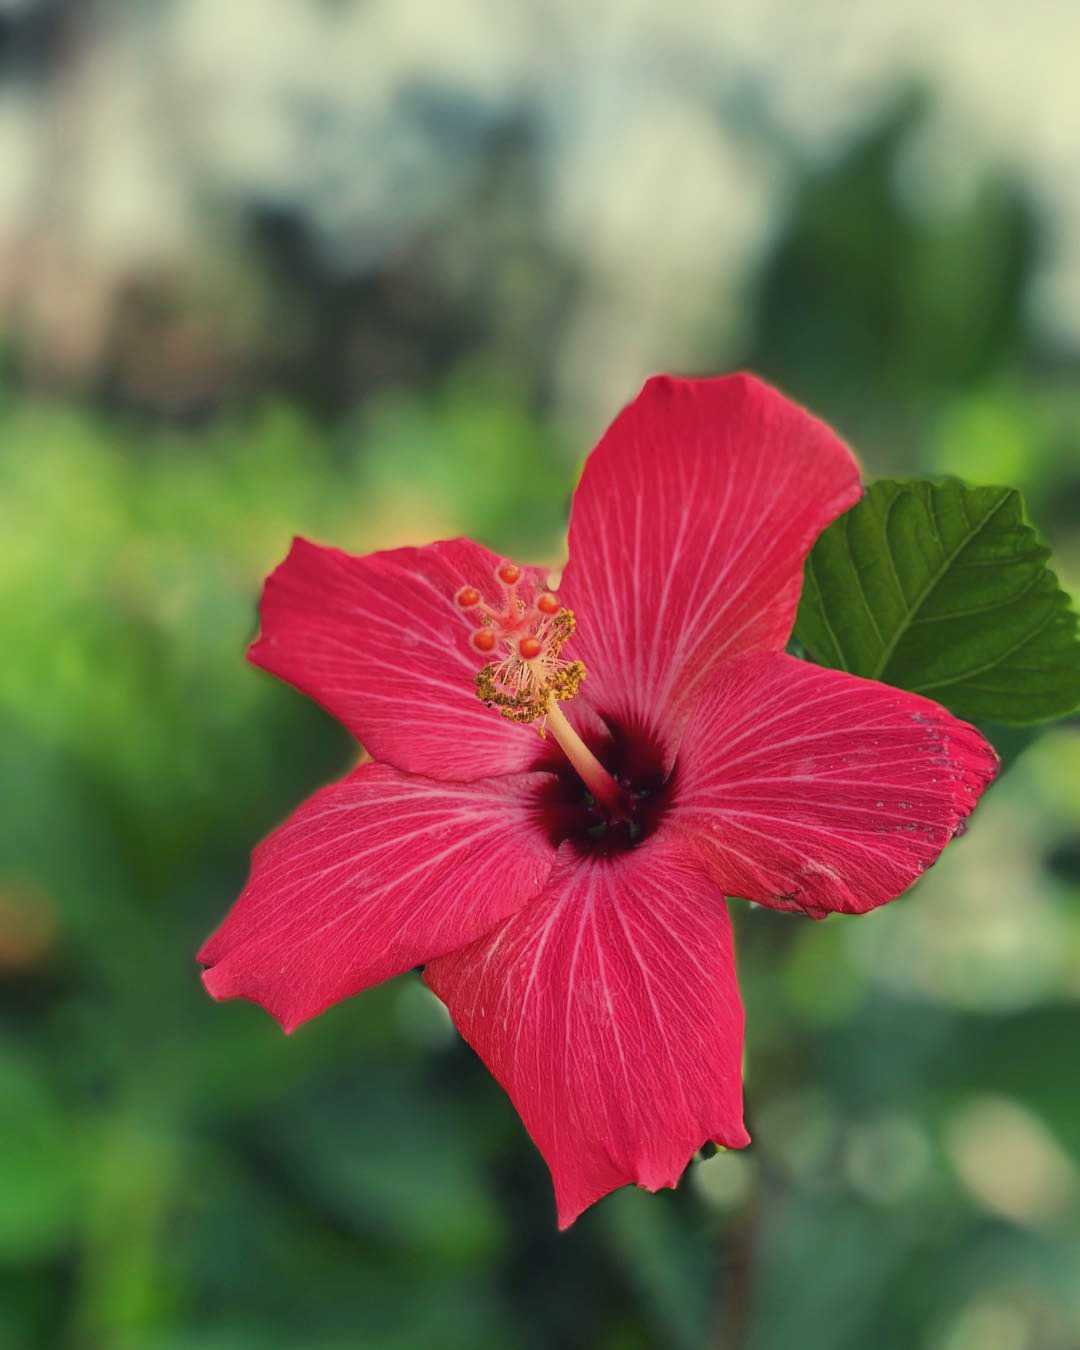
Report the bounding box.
[870,486,1014,681]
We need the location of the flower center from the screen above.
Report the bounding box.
[456,561,624,814]
[536,720,675,857]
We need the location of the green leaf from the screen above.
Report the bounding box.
[795,479,1080,725]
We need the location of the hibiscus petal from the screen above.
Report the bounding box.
[424,837,749,1228]
[249,536,554,780]
[558,374,862,752]
[198,762,556,1032]
[672,653,999,917]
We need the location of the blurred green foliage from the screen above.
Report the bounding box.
[1,69,1079,1350]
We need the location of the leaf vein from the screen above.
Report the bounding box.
[912,606,1060,694]
[872,486,1014,680]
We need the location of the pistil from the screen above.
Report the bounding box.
[462,559,624,814]
[543,697,624,813]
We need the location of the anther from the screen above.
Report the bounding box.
[519,636,543,660]
[456,585,481,609]
[497,562,521,586]
[536,592,561,615]
[472,629,497,653]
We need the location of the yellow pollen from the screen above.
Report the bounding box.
[464,575,623,812]
[475,608,585,726]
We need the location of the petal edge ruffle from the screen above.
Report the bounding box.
[425,836,749,1228]
[671,652,999,917]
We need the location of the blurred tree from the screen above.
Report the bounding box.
[741,94,1039,460]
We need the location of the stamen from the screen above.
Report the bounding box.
[474,608,583,722]
[452,563,624,813]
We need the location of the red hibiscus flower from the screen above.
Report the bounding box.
[198,374,998,1228]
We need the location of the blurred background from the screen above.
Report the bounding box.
[2,2,1079,1348]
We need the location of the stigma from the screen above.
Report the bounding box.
[455,561,585,728]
